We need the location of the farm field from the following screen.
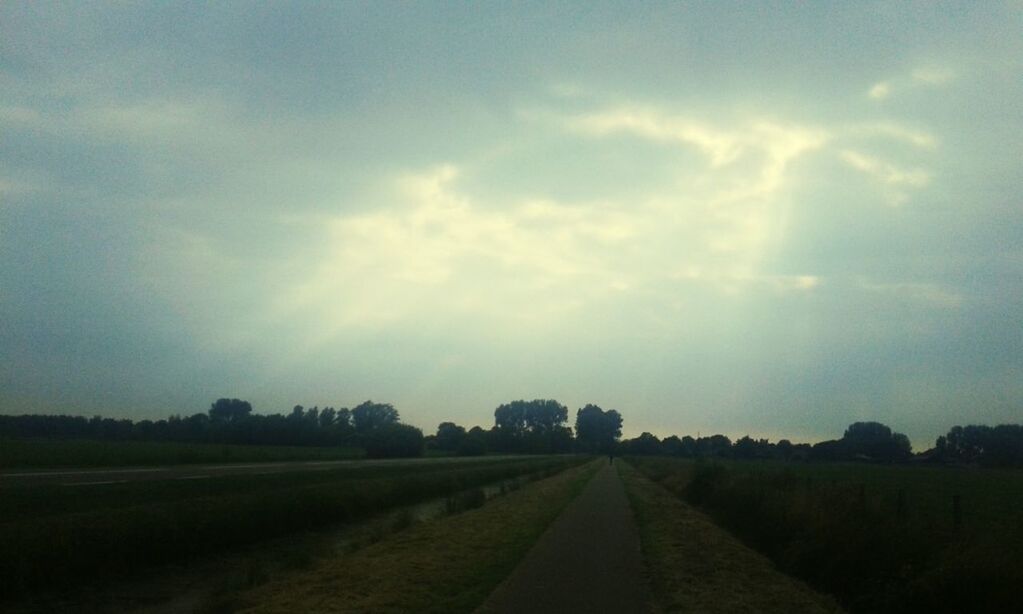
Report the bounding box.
[0,453,586,607]
[628,456,1023,613]
[0,437,365,468]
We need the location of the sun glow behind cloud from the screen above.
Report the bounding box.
[263,100,951,358]
[264,107,841,351]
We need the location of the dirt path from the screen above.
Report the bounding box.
[478,461,653,614]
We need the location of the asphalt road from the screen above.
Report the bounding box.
[478,460,654,614]
[0,455,525,487]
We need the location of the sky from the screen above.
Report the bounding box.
[2,2,1021,449]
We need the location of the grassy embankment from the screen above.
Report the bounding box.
[628,456,1023,613]
[0,438,364,468]
[231,459,602,613]
[618,461,841,613]
[0,455,586,602]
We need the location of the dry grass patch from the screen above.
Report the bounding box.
[619,461,843,614]
[233,460,600,613]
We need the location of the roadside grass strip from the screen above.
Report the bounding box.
[618,461,843,614]
[233,460,602,613]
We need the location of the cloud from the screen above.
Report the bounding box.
[868,81,891,100]
[867,66,955,101]
[568,108,746,166]
[848,122,938,149]
[839,149,931,206]
[259,105,842,352]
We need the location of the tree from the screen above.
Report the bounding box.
[628,432,663,455]
[493,399,570,453]
[364,423,425,458]
[574,404,623,453]
[319,407,337,428]
[523,400,568,434]
[351,401,400,433]
[692,434,732,458]
[842,421,911,461]
[435,422,467,452]
[660,435,681,456]
[776,438,794,460]
[457,429,488,456]
[494,401,528,436]
[209,398,252,423]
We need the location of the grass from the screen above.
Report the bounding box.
[618,461,841,613]
[230,460,601,613]
[0,438,365,468]
[628,456,1023,613]
[0,456,531,523]
[0,455,586,602]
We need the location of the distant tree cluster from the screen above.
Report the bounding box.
[618,421,915,463]
[427,400,623,456]
[934,424,1023,466]
[0,399,424,458]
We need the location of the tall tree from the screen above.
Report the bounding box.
[208,398,252,423]
[351,401,400,433]
[574,404,622,453]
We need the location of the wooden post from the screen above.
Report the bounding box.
[953,494,963,530]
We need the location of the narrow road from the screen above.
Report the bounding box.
[478,460,653,614]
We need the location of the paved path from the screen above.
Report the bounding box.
[478,461,653,614]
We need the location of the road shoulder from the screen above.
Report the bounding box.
[619,461,844,614]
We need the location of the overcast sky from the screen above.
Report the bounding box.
[2,2,1021,448]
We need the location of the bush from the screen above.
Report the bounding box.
[364,424,425,458]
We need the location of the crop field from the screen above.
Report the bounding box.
[0,438,365,468]
[0,454,586,603]
[629,456,1023,613]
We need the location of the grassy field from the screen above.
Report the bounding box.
[0,455,586,602]
[230,459,601,613]
[0,438,365,468]
[618,461,841,613]
[628,456,1023,613]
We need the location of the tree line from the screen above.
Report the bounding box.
[0,399,423,458]
[618,421,914,462]
[618,420,1023,466]
[3,398,1022,465]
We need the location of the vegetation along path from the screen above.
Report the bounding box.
[478,460,653,614]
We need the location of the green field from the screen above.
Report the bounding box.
[0,454,586,602]
[629,456,1023,613]
[0,438,365,468]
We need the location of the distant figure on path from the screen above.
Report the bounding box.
[608,452,614,465]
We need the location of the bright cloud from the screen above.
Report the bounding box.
[868,66,955,101]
